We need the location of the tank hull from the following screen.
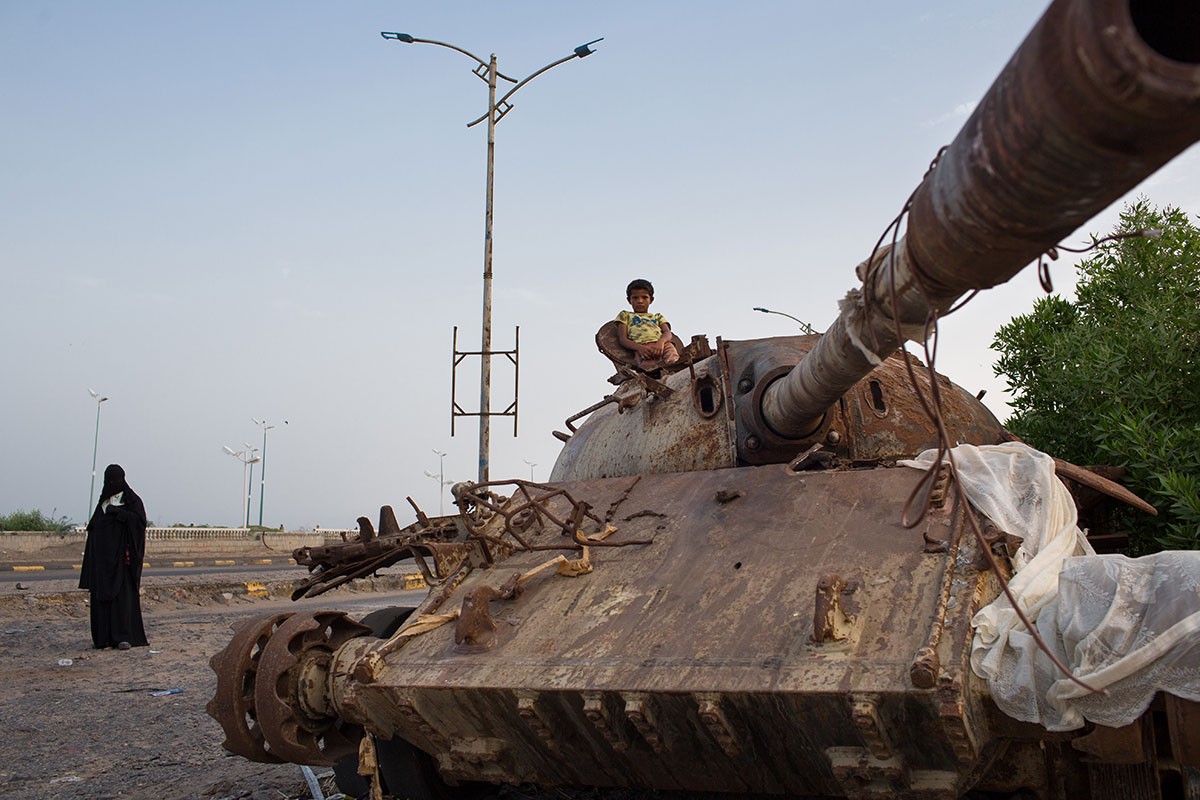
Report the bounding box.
[338,465,1000,796]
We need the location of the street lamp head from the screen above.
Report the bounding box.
[222,446,237,456]
[381,31,415,43]
[249,456,261,465]
[574,37,604,58]
[753,306,817,334]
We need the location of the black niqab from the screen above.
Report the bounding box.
[99,463,130,505]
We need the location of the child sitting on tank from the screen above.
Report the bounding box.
[616,279,680,373]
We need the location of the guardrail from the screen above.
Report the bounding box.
[147,528,249,541]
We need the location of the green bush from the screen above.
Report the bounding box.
[993,199,1200,552]
[0,509,75,532]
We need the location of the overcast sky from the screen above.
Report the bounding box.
[3,2,1198,530]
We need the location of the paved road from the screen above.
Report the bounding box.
[7,561,308,585]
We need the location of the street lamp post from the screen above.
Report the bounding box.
[242,442,259,523]
[252,418,287,527]
[523,459,537,481]
[86,388,109,521]
[223,446,261,527]
[752,307,818,335]
[381,31,602,483]
[431,449,447,515]
[423,470,455,516]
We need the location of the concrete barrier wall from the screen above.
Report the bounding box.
[2,532,86,555]
[1,529,326,558]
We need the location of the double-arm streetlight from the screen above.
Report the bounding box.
[251,417,287,527]
[222,445,261,527]
[241,441,259,521]
[523,459,537,481]
[86,388,109,521]
[752,307,818,335]
[426,448,450,515]
[381,31,602,483]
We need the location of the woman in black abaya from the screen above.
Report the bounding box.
[79,464,148,650]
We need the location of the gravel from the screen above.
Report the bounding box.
[0,574,420,800]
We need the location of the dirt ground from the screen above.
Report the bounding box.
[0,575,426,800]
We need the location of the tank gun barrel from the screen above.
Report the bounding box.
[763,0,1200,439]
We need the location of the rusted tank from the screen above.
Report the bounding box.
[207,1,1200,797]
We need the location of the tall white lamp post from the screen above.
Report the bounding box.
[243,442,259,520]
[523,459,537,481]
[223,446,262,527]
[87,388,109,521]
[423,470,456,516]
[252,418,287,527]
[430,448,448,515]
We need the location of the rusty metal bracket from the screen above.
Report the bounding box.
[696,694,741,758]
[454,573,522,651]
[812,573,858,644]
[582,692,630,752]
[851,694,894,760]
[515,691,559,752]
[396,694,450,751]
[622,693,665,754]
[936,674,980,764]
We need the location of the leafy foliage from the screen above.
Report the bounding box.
[0,508,75,532]
[993,200,1200,551]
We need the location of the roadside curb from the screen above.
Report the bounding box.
[0,555,299,573]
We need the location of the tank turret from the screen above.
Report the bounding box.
[557,0,1200,482]
[208,1,1200,797]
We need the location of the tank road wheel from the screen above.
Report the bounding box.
[206,611,296,762]
[254,610,374,766]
